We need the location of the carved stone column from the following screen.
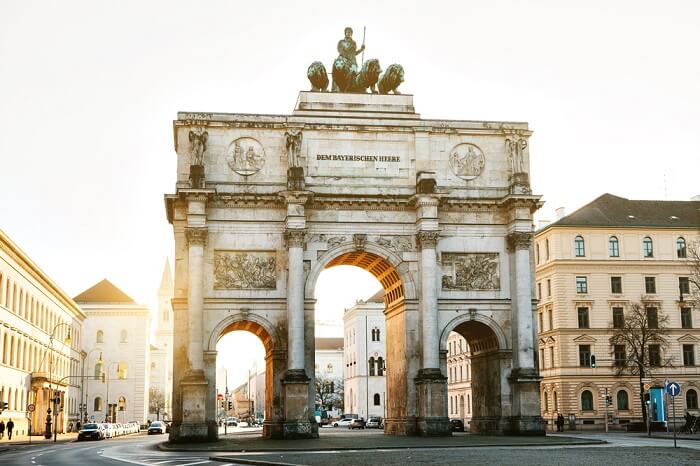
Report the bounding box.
[507,230,544,435]
[185,227,207,373]
[415,229,450,436]
[203,350,218,440]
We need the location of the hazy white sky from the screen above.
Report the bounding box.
[2,1,699,385]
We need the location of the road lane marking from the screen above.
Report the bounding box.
[179,461,210,466]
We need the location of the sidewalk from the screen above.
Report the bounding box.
[0,432,79,448]
[161,431,605,453]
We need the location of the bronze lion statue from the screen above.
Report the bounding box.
[307,61,329,92]
[378,64,404,95]
[351,58,382,94]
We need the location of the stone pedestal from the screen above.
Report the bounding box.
[170,371,211,442]
[415,368,451,436]
[281,369,318,439]
[507,368,545,436]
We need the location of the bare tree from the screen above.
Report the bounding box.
[314,374,344,411]
[149,387,165,420]
[609,301,672,423]
[688,240,700,304]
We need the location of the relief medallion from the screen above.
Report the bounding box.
[226,137,265,176]
[449,143,485,180]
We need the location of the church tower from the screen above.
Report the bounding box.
[155,258,174,347]
[149,259,174,421]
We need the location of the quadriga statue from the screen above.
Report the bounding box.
[332,57,381,93]
[377,64,404,95]
[307,61,329,92]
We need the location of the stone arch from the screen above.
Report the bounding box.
[305,242,417,303]
[440,315,511,434]
[206,312,281,353]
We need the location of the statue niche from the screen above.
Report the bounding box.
[188,129,208,188]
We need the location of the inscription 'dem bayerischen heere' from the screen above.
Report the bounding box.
[316,154,401,162]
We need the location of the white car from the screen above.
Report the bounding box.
[333,418,354,427]
[101,423,114,438]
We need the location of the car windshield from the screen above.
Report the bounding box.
[151,422,162,427]
[83,424,99,429]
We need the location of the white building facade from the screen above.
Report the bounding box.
[447,332,472,426]
[343,291,386,420]
[0,229,85,436]
[75,279,151,425]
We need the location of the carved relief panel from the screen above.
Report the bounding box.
[441,253,500,291]
[214,251,277,289]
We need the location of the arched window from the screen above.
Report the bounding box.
[643,236,653,257]
[120,330,128,343]
[374,328,381,342]
[377,357,384,376]
[94,362,102,378]
[536,243,541,264]
[581,390,594,411]
[617,390,629,410]
[553,391,558,411]
[574,235,585,257]
[373,393,381,406]
[118,396,126,411]
[609,236,619,257]
[677,237,687,258]
[326,363,333,373]
[368,357,376,376]
[96,330,104,344]
[687,389,698,410]
[94,396,103,411]
[543,391,549,412]
[545,239,550,260]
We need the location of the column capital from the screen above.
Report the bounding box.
[285,229,306,248]
[507,231,532,251]
[186,227,208,246]
[416,230,440,250]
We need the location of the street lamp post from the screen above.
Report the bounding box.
[41,322,72,440]
[81,350,102,423]
[104,361,119,423]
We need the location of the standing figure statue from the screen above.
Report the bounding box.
[337,27,364,74]
[285,129,303,168]
[188,128,208,188]
[505,135,527,174]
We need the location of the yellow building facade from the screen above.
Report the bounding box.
[535,194,699,430]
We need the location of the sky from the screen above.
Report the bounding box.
[2,1,699,386]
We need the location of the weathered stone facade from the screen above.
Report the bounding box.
[165,92,544,441]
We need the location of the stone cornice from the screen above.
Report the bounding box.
[497,194,543,212]
[279,190,314,205]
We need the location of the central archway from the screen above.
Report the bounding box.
[306,246,420,435]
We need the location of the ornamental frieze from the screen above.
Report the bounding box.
[449,143,486,181]
[441,253,500,291]
[214,251,276,290]
[376,235,414,253]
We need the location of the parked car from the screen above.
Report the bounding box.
[77,423,104,441]
[101,423,114,438]
[366,416,382,428]
[226,417,238,427]
[350,418,366,429]
[450,419,465,432]
[333,418,354,427]
[148,421,166,435]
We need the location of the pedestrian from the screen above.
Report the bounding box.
[0,420,5,439]
[68,421,73,433]
[558,413,565,432]
[76,421,81,431]
[6,419,14,440]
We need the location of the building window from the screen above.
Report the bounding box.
[548,309,553,330]
[643,236,653,257]
[614,345,626,367]
[96,330,104,344]
[118,396,126,411]
[579,345,591,367]
[94,396,103,412]
[617,390,629,410]
[326,363,333,373]
[371,328,381,342]
[679,277,690,295]
[577,307,590,328]
[94,362,102,378]
[609,236,620,257]
[538,313,543,332]
[536,243,540,264]
[547,279,551,297]
[377,357,384,376]
[581,390,594,411]
[576,276,588,294]
[574,236,585,257]
[644,277,656,294]
[681,307,692,329]
[648,344,661,366]
[683,345,695,366]
[549,347,555,367]
[554,391,558,411]
[545,239,550,260]
[613,307,625,329]
[677,237,687,258]
[687,389,698,410]
[646,307,658,329]
[120,330,128,343]
[373,393,381,406]
[610,276,622,294]
[543,392,549,412]
[537,282,542,300]
[117,362,128,379]
[368,357,376,376]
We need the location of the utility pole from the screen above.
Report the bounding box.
[604,387,609,433]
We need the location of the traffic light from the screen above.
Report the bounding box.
[227,401,233,410]
[606,395,612,407]
[590,355,597,368]
[643,392,650,405]
[1,400,7,412]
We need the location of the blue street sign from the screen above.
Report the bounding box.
[666,382,681,397]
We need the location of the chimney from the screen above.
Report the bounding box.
[555,207,566,220]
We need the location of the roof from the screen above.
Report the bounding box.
[315,337,344,350]
[367,289,385,303]
[540,193,700,231]
[73,279,136,303]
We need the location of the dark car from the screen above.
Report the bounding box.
[77,423,104,441]
[450,419,465,432]
[349,418,366,429]
[148,421,165,435]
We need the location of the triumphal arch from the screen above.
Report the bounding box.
[165,39,544,441]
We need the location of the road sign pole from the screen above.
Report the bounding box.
[604,388,609,433]
[672,395,677,448]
